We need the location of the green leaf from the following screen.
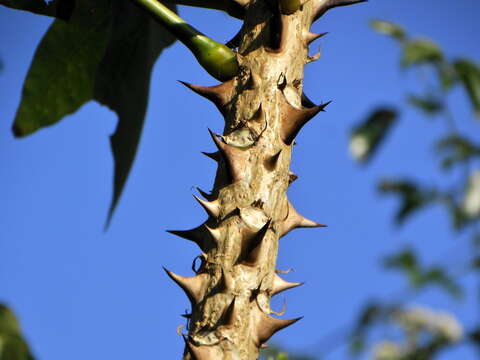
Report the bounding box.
[0,0,74,20]
[11,0,176,226]
[0,304,35,360]
[370,20,406,41]
[12,0,112,136]
[349,108,397,163]
[383,249,420,286]
[436,135,480,170]
[96,0,176,226]
[422,267,463,298]
[401,39,443,68]
[407,94,443,115]
[378,180,437,225]
[454,59,480,118]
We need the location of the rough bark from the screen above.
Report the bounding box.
[167,0,366,359]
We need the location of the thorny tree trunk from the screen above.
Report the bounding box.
[165,1,365,359]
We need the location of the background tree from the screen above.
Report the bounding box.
[0,1,479,360]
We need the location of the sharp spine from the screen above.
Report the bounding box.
[193,195,220,218]
[163,268,208,305]
[243,220,271,266]
[253,305,302,346]
[208,129,248,183]
[264,150,282,171]
[272,273,304,296]
[280,94,331,145]
[280,201,326,237]
[304,31,328,45]
[179,80,234,116]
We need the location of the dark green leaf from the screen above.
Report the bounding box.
[370,20,406,41]
[436,61,457,90]
[436,135,480,170]
[11,0,176,226]
[401,39,443,68]
[96,0,176,226]
[350,108,397,163]
[407,94,443,115]
[0,0,75,20]
[454,59,480,118]
[0,304,35,360]
[12,0,112,136]
[383,249,419,283]
[378,180,437,224]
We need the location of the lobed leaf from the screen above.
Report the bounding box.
[11,0,177,226]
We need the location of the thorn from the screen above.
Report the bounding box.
[314,0,367,21]
[183,336,221,360]
[304,31,328,45]
[288,171,298,186]
[222,297,238,327]
[201,151,222,162]
[264,150,282,171]
[253,305,303,346]
[243,220,271,267]
[306,51,321,64]
[279,201,326,237]
[163,268,208,305]
[265,14,290,54]
[181,313,192,319]
[276,268,294,274]
[196,187,215,201]
[167,225,209,252]
[208,129,248,183]
[248,103,263,122]
[272,273,304,296]
[204,224,222,244]
[279,94,327,145]
[178,79,234,116]
[193,195,220,218]
[218,267,234,292]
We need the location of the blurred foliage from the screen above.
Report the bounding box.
[350,108,397,164]
[383,249,462,298]
[260,345,315,360]
[1,0,177,226]
[0,304,35,360]
[345,19,480,360]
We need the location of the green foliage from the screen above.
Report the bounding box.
[260,345,315,360]
[436,135,480,170]
[350,108,397,163]
[400,39,443,68]
[378,180,437,225]
[406,94,443,116]
[383,249,462,298]
[453,59,480,118]
[3,0,176,225]
[370,20,406,41]
[0,305,35,360]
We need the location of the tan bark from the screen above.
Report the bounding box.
[167,0,366,358]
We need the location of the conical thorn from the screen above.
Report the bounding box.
[314,0,367,21]
[196,187,215,201]
[304,31,328,45]
[202,151,222,162]
[183,336,221,360]
[219,267,235,292]
[223,297,238,328]
[193,195,220,219]
[167,225,210,252]
[208,129,248,183]
[243,220,271,266]
[279,95,325,145]
[163,267,208,305]
[253,306,303,346]
[280,201,326,237]
[264,150,282,171]
[204,224,222,244]
[288,171,298,186]
[179,80,234,116]
[272,273,304,296]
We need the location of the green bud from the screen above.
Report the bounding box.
[134,0,239,81]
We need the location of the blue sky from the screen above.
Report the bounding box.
[1,0,479,359]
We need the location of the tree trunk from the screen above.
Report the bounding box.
[166,1,365,358]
